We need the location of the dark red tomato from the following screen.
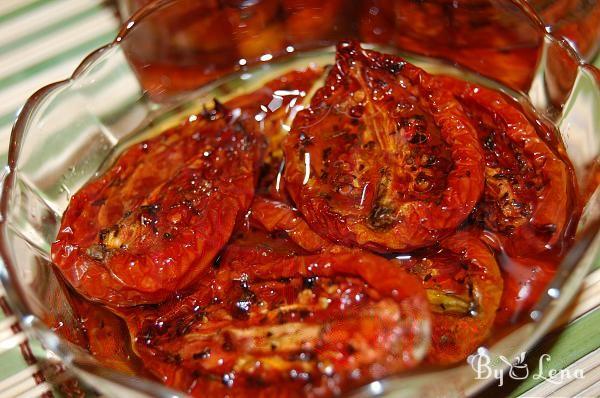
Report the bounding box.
[398,231,502,365]
[67,293,142,375]
[249,196,330,252]
[284,41,485,252]
[52,69,321,306]
[118,231,431,397]
[436,75,575,256]
[53,113,259,306]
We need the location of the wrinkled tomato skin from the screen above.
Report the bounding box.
[436,75,575,256]
[284,41,484,252]
[117,215,430,397]
[399,231,502,365]
[51,69,321,307]
[52,116,260,306]
[249,196,331,252]
[429,75,577,327]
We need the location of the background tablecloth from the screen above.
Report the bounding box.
[0,1,598,397]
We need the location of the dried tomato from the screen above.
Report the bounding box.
[118,230,430,397]
[436,75,575,255]
[284,41,484,252]
[52,114,258,306]
[249,196,330,252]
[398,231,502,364]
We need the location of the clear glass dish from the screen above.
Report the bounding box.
[0,0,599,397]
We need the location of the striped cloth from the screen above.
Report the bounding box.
[0,0,118,163]
[0,1,598,397]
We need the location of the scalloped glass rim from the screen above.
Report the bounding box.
[0,0,598,397]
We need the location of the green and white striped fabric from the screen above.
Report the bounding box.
[0,0,118,158]
[0,1,598,397]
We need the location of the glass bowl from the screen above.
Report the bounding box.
[1,0,599,396]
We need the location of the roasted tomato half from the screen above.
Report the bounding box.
[398,231,502,365]
[284,41,484,252]
[118,230,431,397]
[52,69,320,306]
[436,76,575,256]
